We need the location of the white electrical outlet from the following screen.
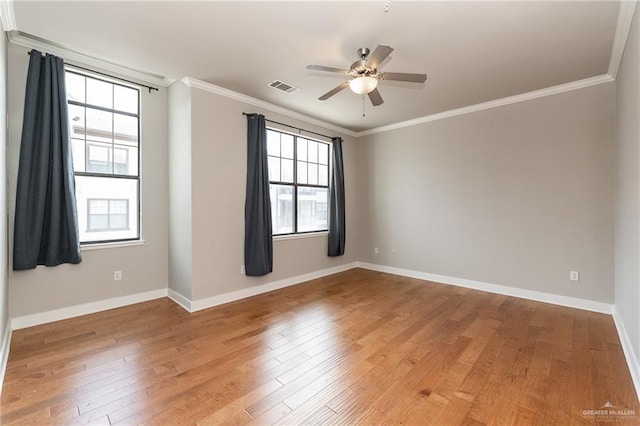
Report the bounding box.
[374,247,379,254]
[570,271,579,281]
[392,249,396,255]
[241,265,245,274]
[114,270,122,281]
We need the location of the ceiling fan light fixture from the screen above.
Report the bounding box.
[349,76,378,94]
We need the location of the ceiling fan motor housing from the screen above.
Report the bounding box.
[357,47,370,60]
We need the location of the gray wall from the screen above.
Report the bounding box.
[7,44,169,318]
[168,84,361,302]
[0,25,8,338]
[359,83,616,303]
[615,6,640,358]
[168,82,193,299]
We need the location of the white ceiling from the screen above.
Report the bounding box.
[10,1,621,132]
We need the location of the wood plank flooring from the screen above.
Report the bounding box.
[1,268,638,425]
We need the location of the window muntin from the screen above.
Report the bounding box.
[66,69,140,244]
[267,129,330,235]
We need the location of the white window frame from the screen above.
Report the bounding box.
[266,128,331,236]
[66,68,141,245]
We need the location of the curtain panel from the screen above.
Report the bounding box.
[328,137,345,256]
[244,113,273,276]
[13,50,82,270]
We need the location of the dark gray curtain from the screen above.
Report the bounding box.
[328,137,345,257]
[244,113,273,276]
[13,50,81,270]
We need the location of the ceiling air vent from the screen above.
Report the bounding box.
[268,80,299,94]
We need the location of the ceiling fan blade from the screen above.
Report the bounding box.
[366,44,394,69]
[307,65,349,74]
[382,72,427,83]
[368,88,384,106]
[319,81,350,100]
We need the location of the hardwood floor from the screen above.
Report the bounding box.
[1,268,638,425]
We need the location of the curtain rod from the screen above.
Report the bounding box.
[242,112,333,140]
[28,51,159,93]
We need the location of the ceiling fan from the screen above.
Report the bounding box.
[306,44,427,106]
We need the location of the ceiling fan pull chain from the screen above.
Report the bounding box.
[362,95,366,117]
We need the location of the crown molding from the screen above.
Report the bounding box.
[181,77,358,138]
[0,0,16,31]
[8,31,170,88]
[356,74,614,137]
[608,0,638,78]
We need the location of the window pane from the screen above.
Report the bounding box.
[319,165,328,186]
[86,78,113,109]
[113,148,129,175]
[72,138,86,173]
[281,134,294,159]
[113,114,138,146]
[68,104,85,140]
[66,73,85,103]
[308,163,318,185]
[267,130,280,156]
[87,143,112,173]
[268,156,280,182]
[297,138,307,161]
[297,186,328,232]
[110,200,128,214]
[114,85,138,114]
[270,184,293,235]
[88,214,109,230]
[308,141,318,163]
[89,199,108,214]
[85,108,113,143]
[76,176,138,242]
[110,214,128,229]
[116,145,138,176]
[297,161,307,184]
[318,143,329,165]
[281,159,294,183]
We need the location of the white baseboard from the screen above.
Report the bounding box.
[180,262,358,313]
[356,262,614,314]
[168,288,192,312]
[613,307,640,401]
[11,288,168,330]
[0,323,12,393]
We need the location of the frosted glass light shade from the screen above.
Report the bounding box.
[349,76,378,94]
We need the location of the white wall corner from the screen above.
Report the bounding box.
[10,288,168,330]
[355,262,614,314]
[0,323,12,394]
[0,0,17,31]
[613,307,640,402]
[608,0,638,78]
[168,288,193,313]
[189,262,358,312]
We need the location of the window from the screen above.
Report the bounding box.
[267,128,330,235]
[65,70,140,244]
[87,199,129,231]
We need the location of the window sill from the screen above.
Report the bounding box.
[81,239,145,251]
[274,231,328,242]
